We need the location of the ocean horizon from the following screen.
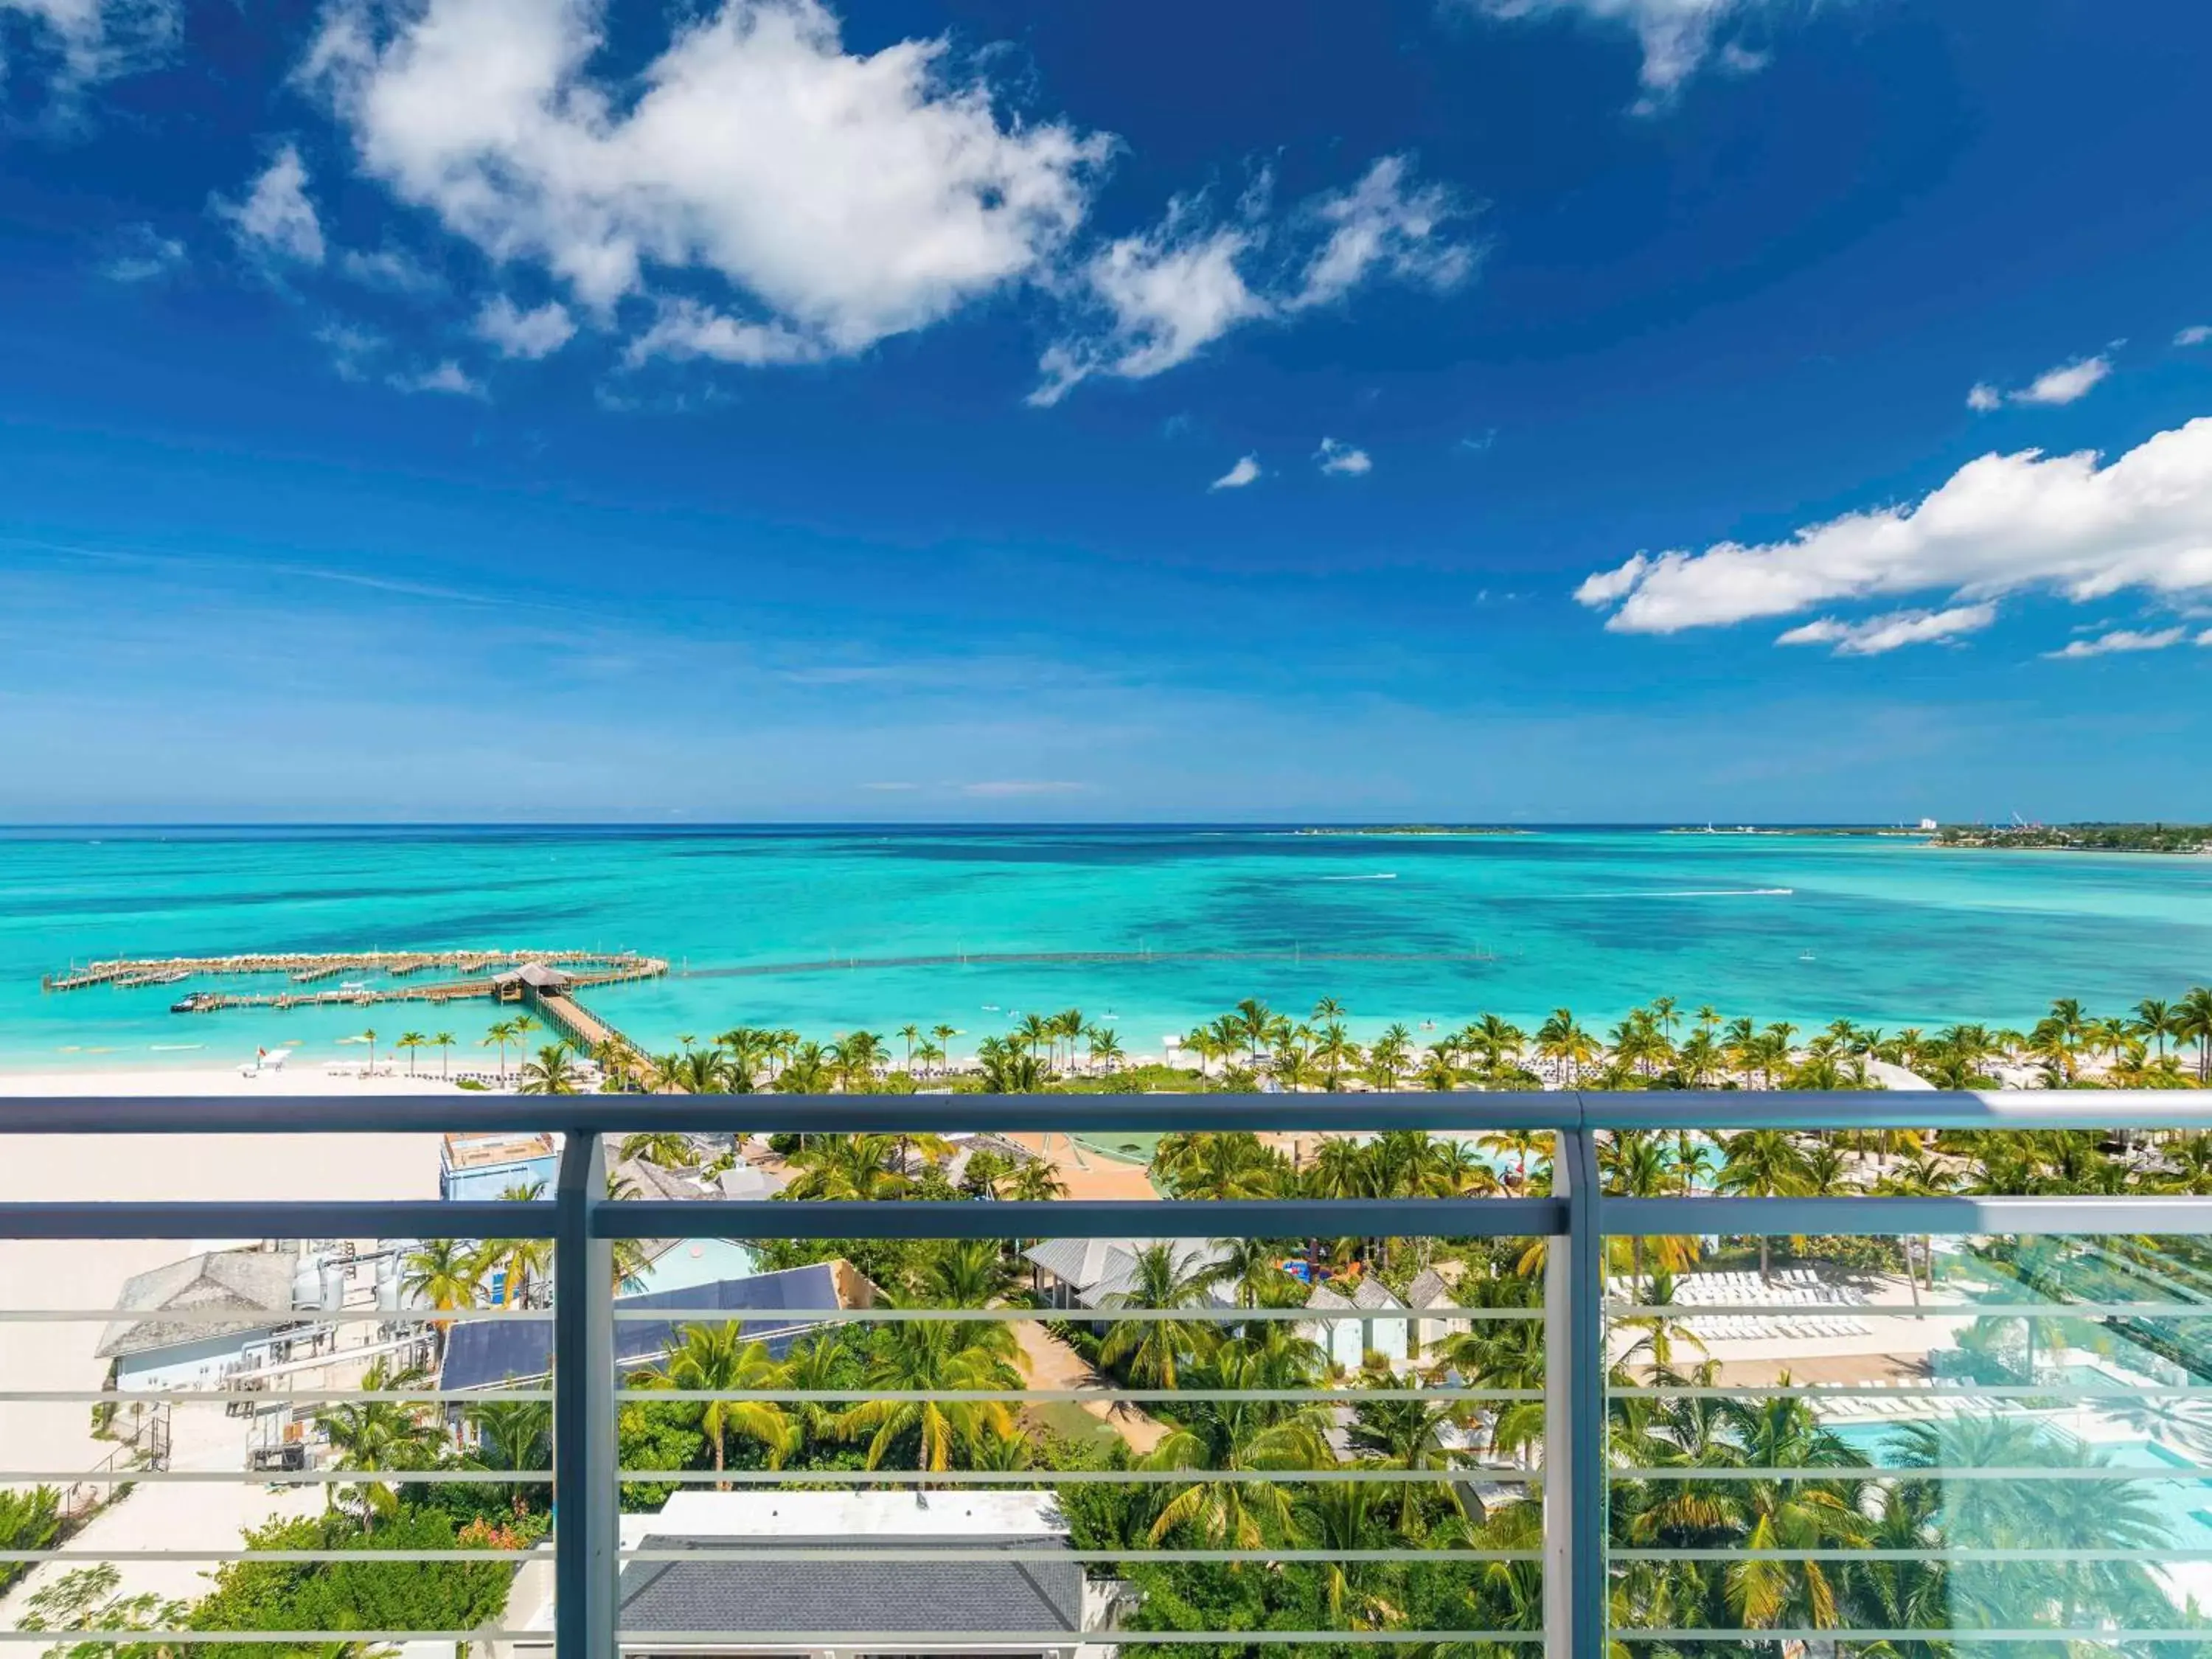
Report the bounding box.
[5,822,2208,1077]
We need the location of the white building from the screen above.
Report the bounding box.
[504,1489,1110,1659]
[94,1248,315,1391]
[1303,1276,1409,1370]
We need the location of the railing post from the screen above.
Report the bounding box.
[554,1129,616,1659]
[1545,1118,1605,1659]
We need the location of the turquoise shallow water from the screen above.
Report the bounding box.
[1,825,2208,1074]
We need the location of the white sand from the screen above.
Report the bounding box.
[0,1062,511,1618]
[0,1064,483,1503]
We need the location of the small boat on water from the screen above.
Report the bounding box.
[1798,950,1817,963]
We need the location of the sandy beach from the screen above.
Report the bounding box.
[0,1065,462,1557]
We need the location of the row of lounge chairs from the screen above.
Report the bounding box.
[1607,1270,1875,1340]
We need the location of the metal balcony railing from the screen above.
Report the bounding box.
[4,1090,2212,1656]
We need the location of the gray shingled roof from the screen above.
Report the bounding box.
[1405,1267,1451,1310]
[1024,1237,1231,1309]
[1352,1277,1407,1312]
[96,1249,296,1360]
[618,1534,1082,1638]
[1304,1282,1357,1312]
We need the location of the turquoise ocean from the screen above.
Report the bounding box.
[2,825,2209,1075]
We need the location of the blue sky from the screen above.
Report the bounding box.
[4,0,2212,823]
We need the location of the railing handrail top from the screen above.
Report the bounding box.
[2,1088,2210,1135]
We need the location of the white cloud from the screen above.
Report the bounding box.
[100,222,184,282]
[622,298,823,367]
[2011,354,2112,406]
[1969,353,2112,411]
[216,145,325,265]
[1576,415,2212,637]
[2043,626,2188,659]
[959,779,1086,796]
[1315,437,1372,476]
[1209,454,1261,491]
[338,245,444,293]
[0,0,177,93]
[1029,206,1265,406]
[1775,603,1997,657]
[309,0,1109,364]
[389,359,484,397]
[2177,325,2212,347]
[1286,155,1476,310]
[475,295,577,360]
[1460,0,1792,105]
[1031,154,1472,404]
[315,318,385,379]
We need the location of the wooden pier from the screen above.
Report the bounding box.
[43,947,663,994]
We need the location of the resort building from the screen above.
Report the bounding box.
[502,1490,1105,1659]
[440,1130,559,1202]
[439,1259,873,1393]
[1023,1237,1231,1312]
[95,1248,315,1391]
[1301,1276,1408,1370]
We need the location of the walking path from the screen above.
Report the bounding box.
[1013,1321,1168,1455]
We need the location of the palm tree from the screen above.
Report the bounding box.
[1234,998,1276,1065]
[1096,1242,1223,1388]
[1535,1008,1599,1086]
[464,1397,552,1510]
[619,1131,700,1169]
[481,1209,552,1309]
[1312,1021,1360,1091]
[518,1042,582,1094]
[930,1023,958,1075]
[1346,1380,1467,1530]
[1004,1158,1067,1203]
[316,1355,442,1530]
[1086,1024,1124,1075]
[396,1031,426,1077]
[481,1019,518,1082]
[897,1023,919,1074]
[402,1238,487,1318]
[358,1026,378,1074]
[2177,986,2212,1084]
[834,1307,1024,1474]
[1312,995,1346,1023]
[1015,1012,1054,1068]
[1716,1130,1812,1281]
[645,1323,796,1486]
[432,1029,456,1080]
[1144,1346,1334,1548]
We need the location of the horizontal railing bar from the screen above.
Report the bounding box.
[614,1386,1540,1402]
[609,1467,1543,1484]
[0,1200,552,1240]
[1616,1632,2212,1645]
[621,1547,1546,1563]
[608,1632,1543,1647]
[0,1633,541,1646]
[1613,1383,2212,1399]
[1613,1548,2212,1562]
[0,1548,538,1562]
[0,1307,543,1323]
[0,1636,1541,1649]
[0,1469,548,1484]
[0,1547,1543,1565]
[0,1466,1537,1486]
[1615,1466,2212,1481]
[1607,1301,2212,1317]
[10,1087,2212,1136]
[1605,1194,2212,1237]
[0,1093,1582,1134]
[0,1388,550,1403]
[596,1196,1563,1239]
[611,1304,1537,1324]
